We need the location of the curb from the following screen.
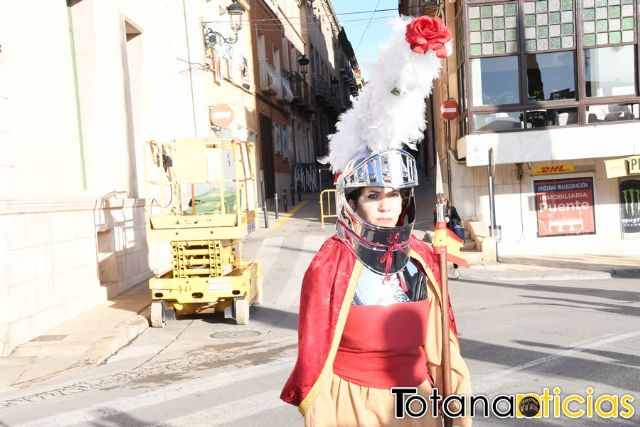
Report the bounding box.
[464,265,613,281]
[82,313,149,367]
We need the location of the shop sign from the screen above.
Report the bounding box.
[620,179,640,238]
[629,156,640,174]
[534,176,595,237]
[604,156,640,178]
[604,158,628,178]
[532,164,575,175]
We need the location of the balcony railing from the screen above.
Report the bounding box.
[313,76,342,114]
[278,72,294,103]
[287,72,311,108]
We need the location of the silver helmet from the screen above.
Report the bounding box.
[336,148,418,275]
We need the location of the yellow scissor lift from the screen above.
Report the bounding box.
[145,138,261,327]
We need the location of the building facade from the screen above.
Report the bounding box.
[0,0,260,355]
[251,0,360,198]
[401,0,640,255]
[0,0,360,355]
[304,0,360,187]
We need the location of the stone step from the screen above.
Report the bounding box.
[462,239,476,251]
[460,250,485,265]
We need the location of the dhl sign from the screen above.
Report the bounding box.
[532,164,575,175]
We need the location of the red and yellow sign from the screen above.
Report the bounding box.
[534,177,595,237]
[532,163,575,175]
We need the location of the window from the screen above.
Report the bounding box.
[458,66,467,111]
[257,32,266,62]
[471,56,520,106]
[474,111,522,131]
[522,0,575,52]
[273,45,281,76]
[468,2,519,56]
[463,0,640,133]
[273,124,289,160]
[585,45,636,97]
[586,103,639,123]
[525,107,578,127]
[582,0,635,46]
[526,51,575,101]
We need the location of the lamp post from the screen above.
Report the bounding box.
[298,54,310,80]
[202,1,246,47]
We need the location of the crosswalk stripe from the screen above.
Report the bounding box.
[274,235,325,309]
[166,389,286,426]
[16,358,294,427]
[474,330,640,394]
[255,237,284,284]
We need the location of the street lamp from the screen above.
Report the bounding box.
[227,1,245,33]
[202,1,246,47]
[298,54,310,78]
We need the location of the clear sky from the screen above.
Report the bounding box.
[331,0,399,81]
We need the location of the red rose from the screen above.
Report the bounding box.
[405,16,451,59]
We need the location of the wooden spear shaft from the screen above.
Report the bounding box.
[435,159,453,427]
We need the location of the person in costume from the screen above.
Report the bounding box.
[280,15,472,427]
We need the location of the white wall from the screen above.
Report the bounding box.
[0,0,216,355]
[460,122,640,167]
[1,2,85,200]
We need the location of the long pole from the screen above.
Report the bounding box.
[434,158,452,427]
[488,148,497,232]
[488,148,499,262]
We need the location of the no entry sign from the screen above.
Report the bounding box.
[441,99,458,120]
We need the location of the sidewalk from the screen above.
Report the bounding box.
[0,281,150,392]
[0,193,323,392]
[1,190,638,392]
[463,255,640,281]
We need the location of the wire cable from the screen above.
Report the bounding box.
[355,0,383,53]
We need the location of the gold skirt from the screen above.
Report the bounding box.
[303,373,441,427]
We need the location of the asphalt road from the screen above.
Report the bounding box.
[0,206,638,426]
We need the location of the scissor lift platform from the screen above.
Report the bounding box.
[145,138,261,326]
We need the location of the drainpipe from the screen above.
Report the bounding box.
[66,5,88,190]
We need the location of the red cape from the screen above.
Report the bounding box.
[280,235,458,411]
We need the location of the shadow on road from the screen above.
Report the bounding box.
[460,337,640,393]
[459,278,640,304]
[498,256,640,275]
[88,409,171,427]
[519,294,640,318]
[185,306,299,332]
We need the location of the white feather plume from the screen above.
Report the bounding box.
[323,16,448,172]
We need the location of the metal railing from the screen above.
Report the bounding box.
[320,189,338,229]
[287,72,311,106]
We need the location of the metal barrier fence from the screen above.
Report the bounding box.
[320,189,338,229]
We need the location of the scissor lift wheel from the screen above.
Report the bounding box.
[233,297,250,325]
[150,300,174,328]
